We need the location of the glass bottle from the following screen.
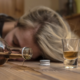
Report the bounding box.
[0,37,33,65]
[66,0,76,15]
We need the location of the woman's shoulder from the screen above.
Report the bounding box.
[0,13,15,22]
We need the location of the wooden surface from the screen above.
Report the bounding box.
[65,13,80,37]
[0,0,24,18]
[0,61,80,80]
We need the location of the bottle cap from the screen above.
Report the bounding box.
[40,60,50,66]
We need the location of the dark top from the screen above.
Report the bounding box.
[0,21,4,37]
[0,14,15,37]
[0,14,8,37]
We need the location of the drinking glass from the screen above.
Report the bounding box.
[62,39,79,68]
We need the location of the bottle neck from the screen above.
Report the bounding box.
[9,47,22,52]
[7,47,32,60]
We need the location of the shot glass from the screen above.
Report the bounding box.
[62,39,79,68]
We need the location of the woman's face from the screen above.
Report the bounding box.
[4,27,41,59]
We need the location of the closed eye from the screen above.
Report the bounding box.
[12,39,17,46]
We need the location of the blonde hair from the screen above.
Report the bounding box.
[18,6,77,62]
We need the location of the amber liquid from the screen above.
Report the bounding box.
[64,51,78,60]
[0,52,31,65]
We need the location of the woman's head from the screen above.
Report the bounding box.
[4,6,72,61]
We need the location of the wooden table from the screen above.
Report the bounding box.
[0,61,80,80]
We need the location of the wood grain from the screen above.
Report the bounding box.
[0,61,80,80]
[0,0,24,18]
[65,13,80,37]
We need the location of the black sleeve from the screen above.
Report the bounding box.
[0,14,14,37]
[0,21,4,37]
[0,14,8,37]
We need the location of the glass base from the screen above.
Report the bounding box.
[64,59,78,69]
[65,65,77,69]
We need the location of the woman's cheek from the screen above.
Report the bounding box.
[4,35,13,46]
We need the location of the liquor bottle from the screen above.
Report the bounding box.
[66,0,76,15]
[0,37,33,65]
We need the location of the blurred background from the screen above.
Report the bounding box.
[1,0,80,61]
[0,0,80,18]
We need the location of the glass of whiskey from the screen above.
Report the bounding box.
[62,39,79,68]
